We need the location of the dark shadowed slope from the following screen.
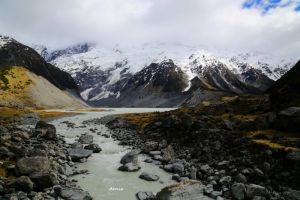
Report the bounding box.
[268,60,300,109]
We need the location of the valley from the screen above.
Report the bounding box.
[0,35,299,200]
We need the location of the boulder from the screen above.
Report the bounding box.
[78,135,93,144]
[235,173,247,184]
[7,176,33,193]
[136,191,156,200]
[35,121,57,140]
[68,148,93,162]
[161,145,175,162]
[71,142,83,149]
[142,141,158,153]
[84,144,102,153]
[120,150,140,165]
[60,186,92,200]
[156,180,213,200]
[246,184,269,199]
[16,157,50,175]
[283,189,300,200]
[286,151,300,163]
[231,183,246,200]
[219,176,232,185]
[118,163,141,172]
[273,107,300,132]
[29,172,58,190]
[139,172,160,181]
[172,163,184,175]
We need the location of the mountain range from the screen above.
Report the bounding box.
[32,42,296,107]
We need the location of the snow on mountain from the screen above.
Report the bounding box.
[0,35,13,48]
[32,42,297,105]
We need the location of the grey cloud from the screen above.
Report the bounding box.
[0,0,299,57]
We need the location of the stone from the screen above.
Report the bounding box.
[120,150,140,165]
[7,176,33,193]
[286,151,300,163]
[35,121,57,140]
[29,173,58,190]
[78,135,93,144]
[283,189,300,200]
[153,155,163,161]
[200,164,211,173]
[139,172,160,181]
[0,146,13,158]
[217,161,230,169]
[84,144,102,153]
[60,186,92,200]
[246,184,269,199]
[190,166,197,180]
[219,176,231,185]
[136,191,156,200]
[161,145,175,162]
[172,174,181,182]
[172,163,184,175]
[273,107,300,132]
[16,157,50,175]
[231,183,246,200]
[68,148,93,162]
[149,151,161,156]
[142,141,159,153]
[71,142,83,149]
[209,191,222,199]
[235,173,247,183]
[156,180,213,200]
[118,163,141,172]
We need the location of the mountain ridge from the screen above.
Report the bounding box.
[32,42,297,107]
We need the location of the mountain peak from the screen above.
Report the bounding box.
[0,35,14,48]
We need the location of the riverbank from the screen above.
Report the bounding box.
[0,113,93,199]
[98,96,300,199]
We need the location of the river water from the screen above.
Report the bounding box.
[50,108,176,200]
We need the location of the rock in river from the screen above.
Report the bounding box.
[78,134,93,144]
[120,150,140,165]
[139,172,160,181]
[68,148,93,162]
[118,163,141,172]
[84,143,102,153]
[136,191,156,200]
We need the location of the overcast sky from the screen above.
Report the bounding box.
[0,0,299,57]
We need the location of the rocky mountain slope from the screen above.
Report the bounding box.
[0,35,86,108]
[33,43,296,107]
[268,60,300,110]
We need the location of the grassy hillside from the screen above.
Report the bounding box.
[0,66,86,109]
[0,66,33,107]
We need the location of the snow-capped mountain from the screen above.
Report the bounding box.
[32,42,296,107]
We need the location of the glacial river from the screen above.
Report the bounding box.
[50,108,176,200]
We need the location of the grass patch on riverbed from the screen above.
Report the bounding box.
[245,129,300,151]
[119,112,160,128]
[0,106,31,125]
[69,108,107,112]
[32,109,78,120]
